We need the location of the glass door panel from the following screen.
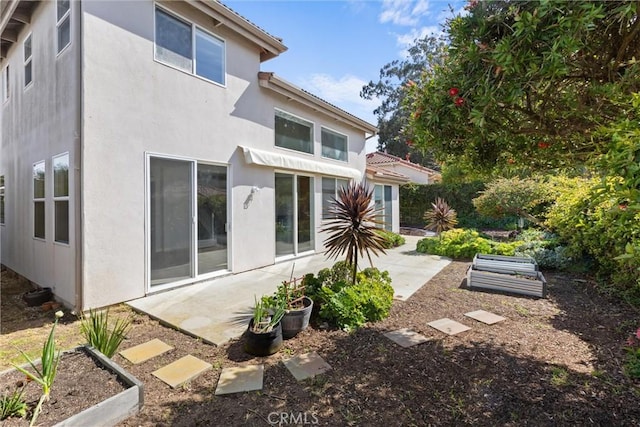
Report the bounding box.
[384,185,392,231]
[197,164,227,274]
[275,173,294,257]
[297,175,314,252]
[150,157,193,286]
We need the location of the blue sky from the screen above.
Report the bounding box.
[225,0,465,152]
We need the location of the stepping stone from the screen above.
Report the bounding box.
[152,355,212,388]
[427,318,471,336]
[465,310,506,325]
[119,338,173,364]
[215,365,264,395]
[282,352,331,381]
[384,328,429,348]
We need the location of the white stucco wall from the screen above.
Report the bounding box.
[80,1,368,308]
[389,164,431,184]
[0,1,80,307]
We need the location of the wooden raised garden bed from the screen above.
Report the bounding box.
[467,254,545,298]
[472,254,538,274]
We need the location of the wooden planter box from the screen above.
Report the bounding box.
[467,267,546,298]
[473,253,538,274]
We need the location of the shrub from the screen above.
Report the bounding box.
[416,228,522,259]
[513,229,571,270]
[423,197,458,233]
[375,229,406,248]
[303,262,394,331]
[473,177,554,226]
[80,308,132,358]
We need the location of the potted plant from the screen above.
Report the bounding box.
[266,278,314,339]
[244,296,285,357]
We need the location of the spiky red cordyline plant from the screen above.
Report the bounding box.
[424,197,458,234]
[321,181,387,285]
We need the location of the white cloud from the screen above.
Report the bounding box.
[394,25,443,57]
[379,0,431,26]
[299,73,380,126]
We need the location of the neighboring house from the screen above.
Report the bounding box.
[366,151,441,185]
[365,151,441,233]
[0,0,377,310]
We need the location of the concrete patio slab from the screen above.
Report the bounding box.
[282,352,331,381]
[428,318,471,336]
[128,235,450,345]
[383,328,430,348]
[152,355,211,388]
[215,365,264,395]
[119,338,173,364]
[465,310,506,325]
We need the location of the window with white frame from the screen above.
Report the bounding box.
[275,109,314,154]
[321,177,349,220]
[53,153,69,243]
[24,34,32,87]
[0,175,5,225]
[154,7,226,85]
[57,0,71,54]
[2,65,8,102]
[33,161,45,239]
[321,127,348,162]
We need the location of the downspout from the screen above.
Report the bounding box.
[74,0,84,313]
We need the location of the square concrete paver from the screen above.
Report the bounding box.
[152,355,212,388]
[465,310,506,325]
[427,318,471,336]
[384,328,429,348]
[119,338,174,364]
[282,352,331,381]
[215,365,264,395]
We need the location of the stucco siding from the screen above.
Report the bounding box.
[0,1,80,307]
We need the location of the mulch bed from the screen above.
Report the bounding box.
[2,261,640,426]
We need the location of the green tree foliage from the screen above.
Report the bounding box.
[405,0,640,173]
[361,36,445,167]
[472,177,553,224]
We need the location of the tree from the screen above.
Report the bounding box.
[361,35,446,168]
[405,0,640,174]
[321,181,387,285]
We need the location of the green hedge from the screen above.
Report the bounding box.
[400,182,518,229]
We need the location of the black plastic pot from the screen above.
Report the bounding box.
[281,297,314,339]
[244,319,283,357]
[23,287,53,307]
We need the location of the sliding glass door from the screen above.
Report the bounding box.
[275,173,314,258]
[149,156,227,288]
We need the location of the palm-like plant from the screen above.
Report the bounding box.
[321,181,387,284]
[424,197,458,233]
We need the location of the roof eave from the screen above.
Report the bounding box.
[259,72,378,135]
[191,0,287,62]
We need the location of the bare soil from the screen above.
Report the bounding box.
[2,261,640,426]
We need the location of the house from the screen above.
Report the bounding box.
[365,151,441,232]
[366,151,441,185]
[0,0,377,310]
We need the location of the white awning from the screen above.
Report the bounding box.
[239,146,362,180]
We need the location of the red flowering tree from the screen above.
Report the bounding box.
[405,0,640,174]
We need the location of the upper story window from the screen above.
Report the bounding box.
[275,109,314,154]
[321,127,348,162]
[2,65,8,102]
[57,0,71,54]
[154,7,226,86]
[24,34,33,88]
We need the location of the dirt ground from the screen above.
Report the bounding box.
[2,261,640,426]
